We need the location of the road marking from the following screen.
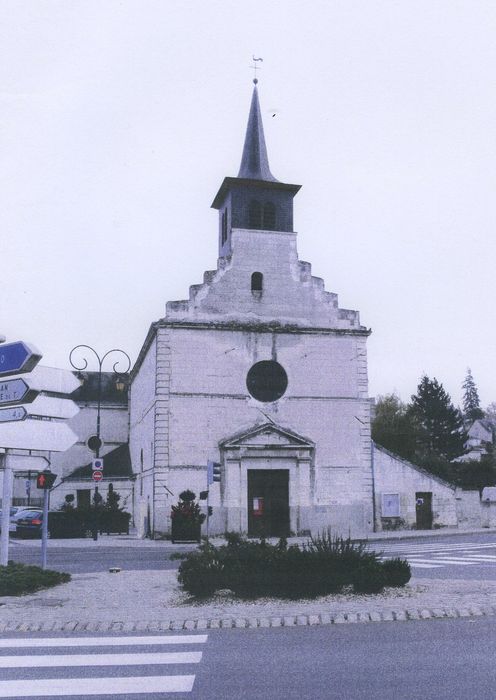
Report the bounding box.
[407,562,444,568]
[407,558,475,565]
[462,556,496,562]
[0,651,203,668]
[0,675,195,697]
[0,635,207,648]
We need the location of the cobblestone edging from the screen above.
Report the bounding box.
[1,604,495,634]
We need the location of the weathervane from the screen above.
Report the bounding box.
[252,55,263,83]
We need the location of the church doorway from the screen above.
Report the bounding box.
[247,470,289,538]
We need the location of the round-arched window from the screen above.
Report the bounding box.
[246,360,288,402]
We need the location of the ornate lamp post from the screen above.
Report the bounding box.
[69,345,131,539]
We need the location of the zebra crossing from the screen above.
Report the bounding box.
[0,634,207,697]
[376,540,496,569]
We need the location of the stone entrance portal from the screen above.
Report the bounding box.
[219,422,314,535]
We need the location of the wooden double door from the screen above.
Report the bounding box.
[247,469,290,538]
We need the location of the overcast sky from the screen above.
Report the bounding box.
[2,1,496,408]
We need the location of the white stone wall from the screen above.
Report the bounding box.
[373,444,457,529]
[135,324,373,537]
[129,335,159,537]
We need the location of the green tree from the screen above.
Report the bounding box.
[462,368,484,421]
[409,375,466,461]
[371,394,419,460]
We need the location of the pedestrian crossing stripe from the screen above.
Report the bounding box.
[0,635,207,698]
[0,675,196,697]
[0,651,203,668]
[0,634,208,648]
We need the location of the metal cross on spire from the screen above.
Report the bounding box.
[251,55,263,83]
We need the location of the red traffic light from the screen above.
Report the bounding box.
[36,470,57,490]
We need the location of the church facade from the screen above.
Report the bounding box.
[129,82,374,538]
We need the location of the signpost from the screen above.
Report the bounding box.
[0,339,81,568]
[0,342,42,377]
[0,406,27,423]
[0,378,37,406]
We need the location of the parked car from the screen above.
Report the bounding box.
[0,508,21,533]
[14,510,44,538]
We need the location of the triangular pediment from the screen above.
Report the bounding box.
[221,422,314,449]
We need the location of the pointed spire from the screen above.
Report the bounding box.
[237,80,277,182]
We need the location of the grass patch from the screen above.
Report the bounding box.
[0,562,71,596]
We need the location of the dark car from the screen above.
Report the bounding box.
[14,510,44,538]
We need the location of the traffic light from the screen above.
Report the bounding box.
[212,463,221,482]
[208,506,213,516]
[36,470,57,490]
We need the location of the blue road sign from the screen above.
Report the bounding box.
[0,406,27,423]
[0,378,36,406]
[0,342,42,377]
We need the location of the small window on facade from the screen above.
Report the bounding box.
[221,210,228,245]
[382,493,400,518]
[251,272,263,292]
[263,201,276,229]
[249,200,262,228]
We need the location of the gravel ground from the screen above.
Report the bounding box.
[1,569,496,631]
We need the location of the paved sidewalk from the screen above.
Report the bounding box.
[2,528,495,633]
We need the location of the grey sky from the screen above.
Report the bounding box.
[2,1,495,407]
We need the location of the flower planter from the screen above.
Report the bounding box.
[171,520,201,543]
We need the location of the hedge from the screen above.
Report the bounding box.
[178,531,411,599]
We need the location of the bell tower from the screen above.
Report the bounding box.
[211,79,301,257]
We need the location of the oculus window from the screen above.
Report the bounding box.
[246,360,288,402]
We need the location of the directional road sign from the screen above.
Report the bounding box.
[0,378,37,406]
[0,454,49,472]
[1,365,81,396]
[0,406,27,423]
[92,470,103,482]
[0,342,42,377]
[0,419,78,451]
[25,395,79,420]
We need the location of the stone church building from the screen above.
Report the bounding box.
[129,80,375,539]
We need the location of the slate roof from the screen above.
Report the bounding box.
[65,444,133,480]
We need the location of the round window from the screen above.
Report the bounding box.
[246,360,288,402]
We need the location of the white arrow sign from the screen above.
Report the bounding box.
[0,365,81,396]
[25,395,80,420]
[0,454,50,471]
[0,419,78,451]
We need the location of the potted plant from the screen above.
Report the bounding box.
[171,490,206,543]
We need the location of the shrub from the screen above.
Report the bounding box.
[0,562,70,596]
[352,560,386,594]
[177,530,408,600]
[382,558,411,587]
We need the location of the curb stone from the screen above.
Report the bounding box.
[1,606,495,635]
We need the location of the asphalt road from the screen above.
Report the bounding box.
[7,532,496,579]
[0,617,495,699]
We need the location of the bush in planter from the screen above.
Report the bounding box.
[99,484,131,535]
[171,490,206,543]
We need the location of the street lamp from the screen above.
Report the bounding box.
[69,344,131,539]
